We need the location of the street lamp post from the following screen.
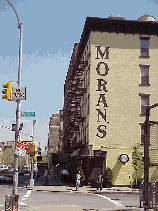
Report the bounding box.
[6,0,22,207]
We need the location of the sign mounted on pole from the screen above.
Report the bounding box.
[12,87,26,100]
[12,123,23,131]
[21,112,35,117]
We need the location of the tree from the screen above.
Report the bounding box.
[131,143,144,187]
[1,147,14,166]
[18,155,27,168]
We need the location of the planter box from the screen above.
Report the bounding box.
[103,181,112,188]
[91,181,97,188]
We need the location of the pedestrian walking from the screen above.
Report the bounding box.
[76,171,80,191]
[97,173,103,191]
[44,168,49,185]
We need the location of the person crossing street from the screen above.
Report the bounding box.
[97,173,103,191]
[76,171,80,191]
[44,168,49,185]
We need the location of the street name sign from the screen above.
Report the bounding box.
[21,112,35,117]
[12,87,26,100]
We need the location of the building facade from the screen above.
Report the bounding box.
[63,14,158,185]
[48,110,63,153]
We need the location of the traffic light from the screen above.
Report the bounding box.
[37,155,42,162]
[2,81,12,100]
[33,155,36,162]
[34,142,38,152]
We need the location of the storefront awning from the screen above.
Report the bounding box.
[52,153,70,163]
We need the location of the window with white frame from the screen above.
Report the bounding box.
[139,64,150,85]
[139,93,150,115]
[140,37,150,57]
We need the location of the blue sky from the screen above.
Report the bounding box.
[0,0,158,151]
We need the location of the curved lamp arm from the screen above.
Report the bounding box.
[6,0,20,28]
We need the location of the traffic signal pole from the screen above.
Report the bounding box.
[6,0,23,203]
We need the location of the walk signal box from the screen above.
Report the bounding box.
[33,155,42,162]
[37,155,42,162]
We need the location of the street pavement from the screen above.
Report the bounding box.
[19,175,143,211]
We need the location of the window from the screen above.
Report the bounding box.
[139,37,150,58]
[140,123,145,144]
[139,93,150,115]
[139,64,150,86]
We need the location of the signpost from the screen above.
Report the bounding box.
[12,87,26,100]
[12,123,23,131]
[21,112,35,117]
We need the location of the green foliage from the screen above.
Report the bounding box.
[103,167,113,182]
[89,176,97,182]
[1,148,14,166]
[132,143,144,173]
[76,165,85,181]
[132,143,144,187]
[18,155,27,167]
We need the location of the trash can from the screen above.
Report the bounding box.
[139,181,153,208]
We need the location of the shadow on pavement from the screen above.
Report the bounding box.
[33,175,74,187]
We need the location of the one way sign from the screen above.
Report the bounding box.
[12,123,23,131]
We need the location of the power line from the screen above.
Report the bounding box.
[0,124,34,138]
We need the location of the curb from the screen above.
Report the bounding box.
[25,186,139,195]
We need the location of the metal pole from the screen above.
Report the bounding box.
[6,0,22,198]
[144,107,150,210]
[30,120,36,185]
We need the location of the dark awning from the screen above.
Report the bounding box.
[52,153,70,163]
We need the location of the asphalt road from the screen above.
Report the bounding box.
[0,175,141,211]
[0,174,31,210]
[20,190,140,211]
[101,193,140,208]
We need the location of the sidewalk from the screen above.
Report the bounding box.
[25,175,139,195]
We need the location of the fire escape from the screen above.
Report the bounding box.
[63,60,87,153]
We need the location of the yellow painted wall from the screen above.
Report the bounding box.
[89,31,158,185]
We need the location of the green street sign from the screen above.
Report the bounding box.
[21,112,35,117]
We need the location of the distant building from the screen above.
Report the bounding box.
[63,14,158,185]
[0,142,5,152]
[0,141,14,151]
[4,141,14,150]
[48,110,63,153]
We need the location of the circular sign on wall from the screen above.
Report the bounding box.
[119,154,129,164]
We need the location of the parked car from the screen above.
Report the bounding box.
[0,165,8,170]
[0,169,13,183]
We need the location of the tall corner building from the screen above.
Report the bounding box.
[63,14,158,185]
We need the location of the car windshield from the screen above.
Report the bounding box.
[0,169,13,175]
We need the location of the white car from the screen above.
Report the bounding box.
[0,165,8,170]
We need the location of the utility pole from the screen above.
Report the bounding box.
[144,108,150,210]
[30,120,36,186]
